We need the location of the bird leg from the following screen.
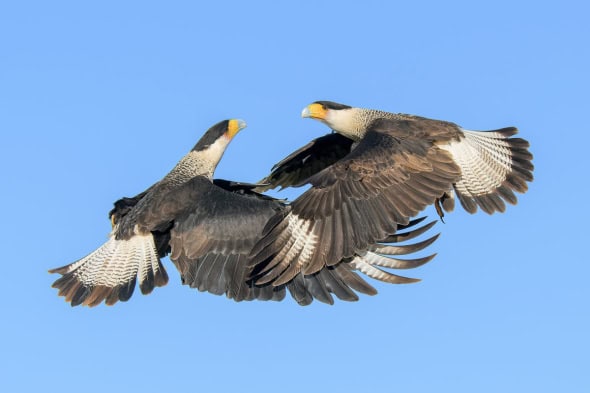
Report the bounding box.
[434,197,445,223]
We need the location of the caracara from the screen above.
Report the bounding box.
[249,101,533,287]
[50,118,440,307]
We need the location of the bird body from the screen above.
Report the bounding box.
[250,101,533,287]
[50,118,440,307]
[50,119,247,306]
[274,101,532,215]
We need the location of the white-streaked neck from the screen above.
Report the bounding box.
[165,135,231,182]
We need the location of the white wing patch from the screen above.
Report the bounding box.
[255,212,318,285]
[50,227,168,306]
[437,127,532,214]
[440,129,512,197]
[69,232,158,288]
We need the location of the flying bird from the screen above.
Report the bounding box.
[50,118,440,307]
[250,101,533,287]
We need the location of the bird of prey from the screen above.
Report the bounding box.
[49,119,440,307]
[250,101,533,287]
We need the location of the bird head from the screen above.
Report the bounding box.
[183,119,247,179]
[301,101,363,140]
[192,119,247,152]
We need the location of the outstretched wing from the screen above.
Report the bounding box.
[256,133,354,191]
[170,177,438,305]
[164,178,372,305]
[250,119,461,286]
[438,127,534,214]
[165,178,286,302]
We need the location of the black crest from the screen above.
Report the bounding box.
[313,101,352,110]
[192,119,230,151]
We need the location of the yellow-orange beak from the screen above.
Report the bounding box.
[301,103,328,120]
[226,119,247,139]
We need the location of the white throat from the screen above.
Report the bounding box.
[323,108,364,140]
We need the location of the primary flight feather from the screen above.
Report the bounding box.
[50,118,440,307]
[250,101,533,287]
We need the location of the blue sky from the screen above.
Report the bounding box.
[1,1,589,392]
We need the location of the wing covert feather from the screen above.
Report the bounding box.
[251,124,460,285]
[168,179,284,302]
[257,133,353,191]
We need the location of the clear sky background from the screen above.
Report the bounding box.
[1,1,588,392]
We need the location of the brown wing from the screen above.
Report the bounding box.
[167,178,381,305]
[167,178,287,302]
[250,118,461,286]
[256,133,354,191]
[108,190,148,226]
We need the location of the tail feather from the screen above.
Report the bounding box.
[49,233,168,307]
[439,127,533,214]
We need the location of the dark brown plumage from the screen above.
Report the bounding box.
[49,119,249,306]
[50,118,441,307]
[250,101,533,287]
